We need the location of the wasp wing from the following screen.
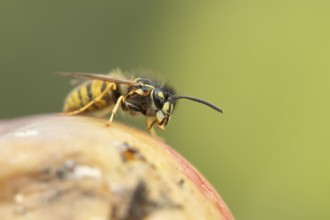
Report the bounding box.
[57,72,139,86]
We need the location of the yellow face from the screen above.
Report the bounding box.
[155,100,174,129]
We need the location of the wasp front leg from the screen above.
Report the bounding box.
[122,88,151,103]
[105,88,151,127]
[147,117,158,136]
[105,89,150,127]
[105,95,124,127]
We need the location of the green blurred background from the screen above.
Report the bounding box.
[1,1,330,219]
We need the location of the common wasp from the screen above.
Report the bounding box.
[59,69,223,133]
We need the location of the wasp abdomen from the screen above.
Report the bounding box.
[63,80,116,113]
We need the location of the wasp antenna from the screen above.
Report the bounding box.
[174,96,223,113]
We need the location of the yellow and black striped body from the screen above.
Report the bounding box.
[63,80,127,113]
[59,69,223,131]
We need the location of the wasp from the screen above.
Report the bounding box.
[59,69,223,132]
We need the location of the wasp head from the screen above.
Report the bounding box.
[152,87,175,129]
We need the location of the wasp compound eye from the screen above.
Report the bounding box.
[153,88,164,109]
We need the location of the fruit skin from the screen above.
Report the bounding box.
[0,114,234,220]
[164,144,234,220]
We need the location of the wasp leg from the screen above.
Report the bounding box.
[122,88,150,103]
[63,83,116,116]
[105,95,124,127]
[105,88,149,127]
[147,118,158,136]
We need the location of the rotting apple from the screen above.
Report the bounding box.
[0,115,234,220]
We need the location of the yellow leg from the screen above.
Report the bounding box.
[104,88,149,127]
[122,88,148,103]
[63,83,115,116]
[147,118,157,136]
[105,95,124,127]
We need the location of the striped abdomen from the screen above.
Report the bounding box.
[63,80,118,113]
